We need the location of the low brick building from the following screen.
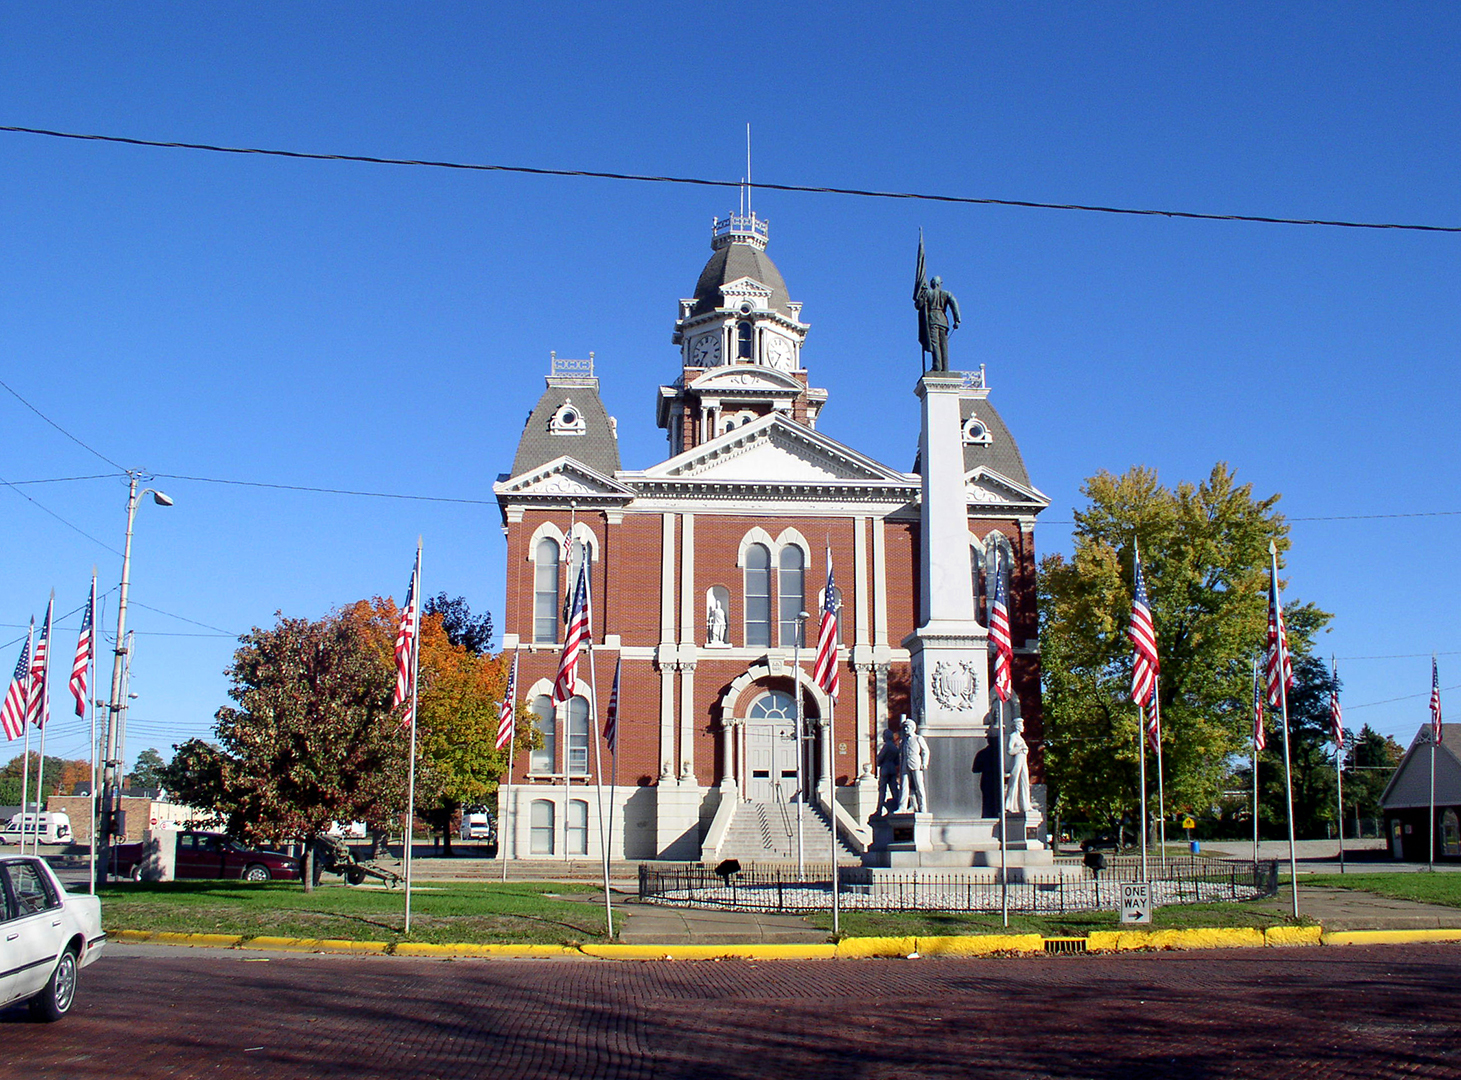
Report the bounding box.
[494,211,1047,861]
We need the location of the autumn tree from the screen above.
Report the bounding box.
[0,752,91,805]
[1039,463,1330,836]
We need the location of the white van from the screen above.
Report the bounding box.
[460,812,494,841]
[2,811,73,845]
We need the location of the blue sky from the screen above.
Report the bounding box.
[1,3,1457,770]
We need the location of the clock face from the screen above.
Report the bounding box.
[765,335,793,370]
[691,334,721,366]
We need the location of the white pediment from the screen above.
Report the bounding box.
[964,466,1051,509]
[719,276,773,298]
[688,364,802,395]
[495,456,634,500]
[641,414,912,485]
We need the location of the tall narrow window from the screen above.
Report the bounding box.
[736,320,754,360]
[744,543,772,647]
[529,800,555,855]
[567,799,589,855]
[567,696,590,776]
[779,545,805,647]
[971,544,986,627]
[529,694,556,774]
[534,538,560,643]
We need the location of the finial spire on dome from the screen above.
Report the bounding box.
[712,123,769,251]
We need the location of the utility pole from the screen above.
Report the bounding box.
[99,473,171,881]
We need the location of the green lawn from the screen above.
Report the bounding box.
[1302,872,1461,909]
[808,898,1308,938]
[98,880,609,945]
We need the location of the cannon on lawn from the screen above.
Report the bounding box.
[317,834,403,888]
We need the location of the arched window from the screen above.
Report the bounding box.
[736,320,754,360]
[744,543,772,648]
[534,539,560,643]
[985,533,1014,604]
[778,545,805,647]
[562,538,594,629]
[567,696,590,776]
[530,694,556,774]
[971,543,986,627]
[567,799,589,855]
[749,689,796,721]
[530,800,555,855]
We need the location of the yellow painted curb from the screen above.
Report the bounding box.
[1264,926,1322,948]
[244,936,388,954]
[581,943,838,961]
[834,935,916,958]
[394,942,577,958]
[108,929,156,943]
[1322,928,1461,947]
[1088,927,1265,952]
[917,934,1044,956]
[150,932,247,948]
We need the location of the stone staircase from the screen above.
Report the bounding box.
[715,800,856,863]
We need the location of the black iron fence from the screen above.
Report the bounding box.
[638,860,1279,914]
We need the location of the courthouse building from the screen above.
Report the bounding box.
[494,211,1048,860]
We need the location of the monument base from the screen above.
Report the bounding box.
[864,810,1056,869]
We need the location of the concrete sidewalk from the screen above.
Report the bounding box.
[1255,885,1461,931]
[612,899,824,945]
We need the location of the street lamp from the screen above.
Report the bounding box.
[100,473,171,880]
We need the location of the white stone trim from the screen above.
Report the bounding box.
[735,526,776,568]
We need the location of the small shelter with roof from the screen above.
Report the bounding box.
[1380,723,1461,861]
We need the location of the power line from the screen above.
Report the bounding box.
[1346,683,1461,713]
[0,376,125,470]
[127,601,237,637]
[4,124,1459,235]
[0,472,123,556]
[153,472,495,506]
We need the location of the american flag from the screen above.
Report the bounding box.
[553,549,590,706]
[70,575,96,718]
[26,597,52,730]
[1329,661,1344,749]
[1252,655,1266,752]
[989,558,1013,703]
[1431,657,1443,744]
[1128,545,1159,708]
[812,549,840,698]
[1265,555,1294,709]
[0,623,32,741]
[391,560,419,711]
[495,650,518,751]
[603,655,621,753]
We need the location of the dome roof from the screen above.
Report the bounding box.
[689,236,795,319]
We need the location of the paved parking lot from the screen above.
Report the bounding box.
[5,942,1460,1079]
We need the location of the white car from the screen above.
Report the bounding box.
[0,856,104,1021]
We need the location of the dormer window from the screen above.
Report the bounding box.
[962,414,992,446]
[550,399,586,435]
[736,321,754,360]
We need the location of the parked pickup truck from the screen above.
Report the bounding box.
[113,830,301,882]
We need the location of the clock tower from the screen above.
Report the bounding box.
[658,211,826,453]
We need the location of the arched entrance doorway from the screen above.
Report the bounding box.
[743,687,820,803]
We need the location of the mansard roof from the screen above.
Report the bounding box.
[511,375,620,478]
[689,242,794,319]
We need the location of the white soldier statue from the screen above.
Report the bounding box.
[706,595,728,645]
[897,716,931,814]
[1005,717,1032,815]
[875,725,902,817]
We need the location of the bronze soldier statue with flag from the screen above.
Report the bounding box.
[914,231,961,372]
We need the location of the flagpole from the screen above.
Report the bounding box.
[998,695,1008,928]
[500,652,517,884]
[1429,655,1439,872]
[793,620,805,879]
[584,553,614,940]
[1252,655,1261,867]
[1334,657,1345,875]
[404,540,422,934]
[1154,677,1167,870]
[828,695,839,937]
[1138,703,1148,882]
[564,509,577,864]
[19,620,33,855]
[88,572,98,894]
[33,592,54,857]
[1270,542,1299,918]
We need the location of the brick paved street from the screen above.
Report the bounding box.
[6,944,1460,1079]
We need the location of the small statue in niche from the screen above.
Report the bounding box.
[875,725,902,817]
[1005,717,1032,815]
[897,716,930,814]
[706,595,728,646]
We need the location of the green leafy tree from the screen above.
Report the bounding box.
[1,752,90,806]
[422,593,494,656]
[1039,463,1330,836]
[128,748,167,791]
[211,611,408,890]
[1345,724,1404,833]
[157,740,231,826]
